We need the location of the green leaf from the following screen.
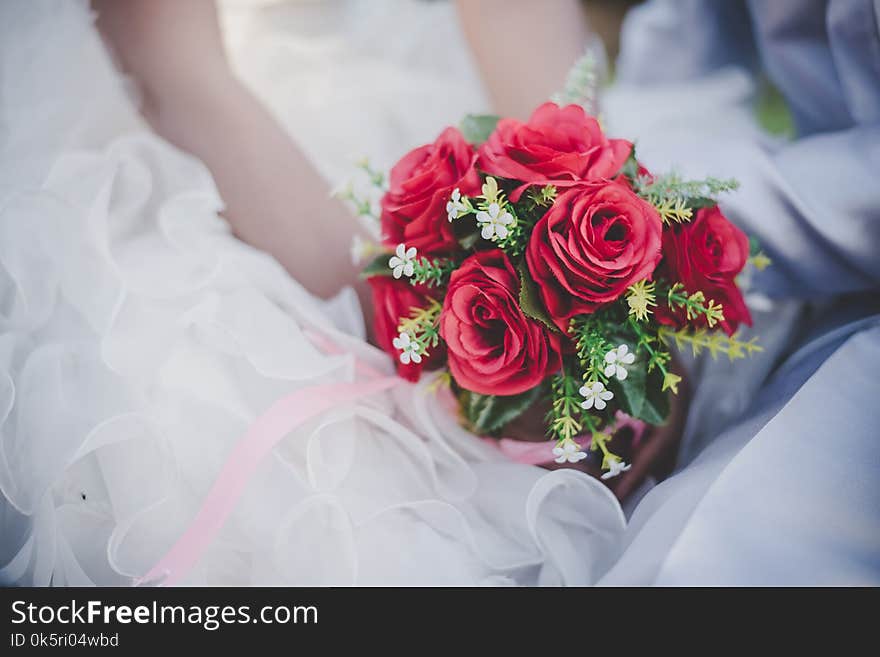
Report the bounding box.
[460,386,543,435]
[451,213,481,251]
[749,235,763,257]
[618,144,639,181]
[611,360,669,425]
[687,197,717,210]
[643,369,671,424]
[459,114,501,145]
[611,360,645,419]
[359,253,392,279]
[517,261,559,333]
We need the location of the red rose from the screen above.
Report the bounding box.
[658,205,752,335]
[368,277,444,382]
[526,180,663,329]
[477,102,631,200]
[381,127,481,255]
[440,250,561,396]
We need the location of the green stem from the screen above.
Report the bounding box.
[548,360,593,443]
[627,317,669,377]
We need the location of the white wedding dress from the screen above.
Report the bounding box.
[220,0,492,181]
[0,0,624,586]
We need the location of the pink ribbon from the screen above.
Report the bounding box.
[136,331,399,587]
[482,411,648,465]
[486,435,593,465]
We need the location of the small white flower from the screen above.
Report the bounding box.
[579,381,614,411]
[601,456,632,480]
[476,202,514,240]
[392,331,423,365]
[603,344,635,380]
[552,439,588,464]
[446,188,468,222]
[389,243,417,279]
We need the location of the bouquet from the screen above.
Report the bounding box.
[345,59,767,480]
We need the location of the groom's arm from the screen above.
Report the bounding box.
[92,0,374,327]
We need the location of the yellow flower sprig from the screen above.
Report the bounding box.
[651,196,693,225]
[749,252,773,271]
[626,280,658,322]
[479,176,504,206]
[527,184,558,208]
[667,283,725,328]
[658,326,763,361]
[590,430,631,479]
[661,372,683,394]
[397,298,443,359]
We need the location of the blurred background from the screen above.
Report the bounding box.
[219,0,791,188]
[578,0,791,137]
[580,0,640,62]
